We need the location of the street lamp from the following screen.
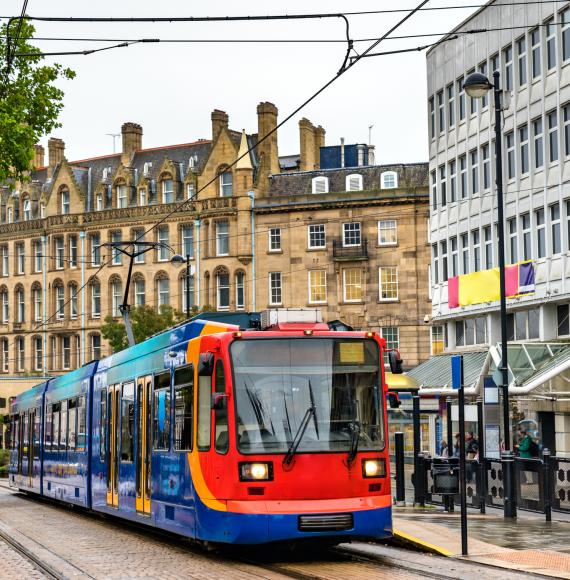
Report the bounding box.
[464,70,516,518]
[171,253,193,319]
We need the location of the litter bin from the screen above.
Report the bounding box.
[432,457,460,496]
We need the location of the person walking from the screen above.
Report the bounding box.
[440,440,449,458]
[517,430,533,458]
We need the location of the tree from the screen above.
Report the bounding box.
[0,19,75,183]
[101,305,212,353]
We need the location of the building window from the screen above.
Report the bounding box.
[531,28,541,79]
[441,240,448,281]
[535,208,546,258]
[506,132,515,179]
[269,272,282,305]
[472,230,481,272]
[343,268,362,302]
[482,144,490,190]
[17,287,25,323]
[7,207,12,223]
[216,221,229,256]
[432,244,439,285]
[548,110,558,163]
[235,272,245,310]
[449,159,456,203]
[562,7,570,61]
[70,284,78,319]
[437,89,445,133]
[16,243,25,274]
[62,336,71,370]
[1,338,8,372]
[216,272,230,310]
[381,171,398,189]
[69,235,77,268]
[447,83,455,128]
[134,278,145,307]
[503,44,513,91]
[551,203,561,255]
[431,326,445,355]
[456,317,487,346]
[187,183,195,199]
[519,124,529,174]
[34,337,43,372]
[117,185,128,208]
[558,304,570,337]
[308,270,327,304]
[431,170,437,210]
[91,282,101,318]
[50,336,56,370]
[111,231,122,265]
[22,198,31,221]
[379,267,398,301]
[133,229,145,264]
[181,275,194,312]
[157,278,170,309]
[521,213,532,260]
[483,226,493,269]
[517,36,527,86]
[439,165,446,207]
[479,61,488,108]
[544,18,556,70]
[220,171,233,197]
[470,150,479,195]
[162,179,174,203]
[95,194,103,211]
[461,233,470,274]
[269,227,281,252]
[459,155,467,199]
[157,226,169,261]
[311,176,328,194]
[61,189,70,215]
[457,75,465,121]
[55,285,64,320]
[33,241,42,273]
[91,334,101,360]
[429,96,435,139]
[111,280,122,316]
[342,222,361,247]
[308,224,326,249]
[564,104,570,157]
[1,245,8,276]
[139,189,147,206]
[508,218,518,264]
[16,337,25,372]
[507,310,540,341]
[378,220,397,245]
[346,174,363,191]
[55,237,64,270]
[182,224,194,258]
[533,118,544,169]
[91,234,101,266]
[381,327,399,355]
[33,286,42,322]
[450,237,458,277]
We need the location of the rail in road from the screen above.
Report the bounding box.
[0,484,542,580]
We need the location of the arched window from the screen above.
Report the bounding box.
[116,183,128,208]
[0,285,8,324]
[155,271,170,309]
[90,277,101,318]
[53,280,64,320]
[109,275,122,317]
[381,171,398,189]
[33,335,43,371]
[179,270,195,314]
[59,187,70,214]
[235,270,245,310]
[14,283,25,324]
[345,174,363,192]
[204,271,211,307]
[69,282,78,319]
[15,336,25,372]
[132,273,146,308]
[31,282,42,323]
[218,166,233,197]
[311,176,329,194]
[22,196,31,220]
[215,266,230,311]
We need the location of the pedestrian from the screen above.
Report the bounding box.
[466,431,479,460]
[517,430,533,458]
[453,433,460,457]
[440,440,449,458]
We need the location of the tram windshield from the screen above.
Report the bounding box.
[231,338,384,454]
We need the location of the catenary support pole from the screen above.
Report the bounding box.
[412,395,421,505]
[395,431,405,505]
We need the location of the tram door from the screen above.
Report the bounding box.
[27,409,35,485]
[106,384,120,508]
[17,413,24,477]
[136,376,152,515]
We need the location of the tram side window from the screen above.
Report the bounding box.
[52,403,61,451]
[44,404,52,450]
[33,410,41,460]
[5,417,11,450]
[121,382,135,462]
[174,365,193,451]
[100,389,107,461]
[77,396,87,452]
[23,412,29,454]
[197,374,211,451]
[60,400,68,451]
[68,398,77,451]
[13,415,19,451]
[153,372,171,451]
[214,360,229,454]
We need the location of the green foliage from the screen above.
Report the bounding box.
[0,19,75,183]
[101,305,212,354]
[0,448,9,478]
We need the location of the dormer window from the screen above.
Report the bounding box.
[7,208,13,223]
[61,189,70,214]
[346,174,363,192]
[95,194,103,211]
[381,171,398,189]
[117,185,127,208]
[139,189,147,206]
[162,179,173,203]
[311,176,329,194]
[187,183,195,199]
[40,204,45,218]
[220,171,232,197]
[22,199,31,221]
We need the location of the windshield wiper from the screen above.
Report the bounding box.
[283,403,316,466]
[347,419,361,465]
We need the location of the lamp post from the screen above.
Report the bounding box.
[171,253,192,319]
[464,70,516,518]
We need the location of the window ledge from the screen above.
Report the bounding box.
[268,250,283,254]
[307,247,327,252]
[378,243,398,248]
[378,299,400,303]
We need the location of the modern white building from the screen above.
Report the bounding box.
[421,0,570,455]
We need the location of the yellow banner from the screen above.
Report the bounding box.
[458,268,500,306]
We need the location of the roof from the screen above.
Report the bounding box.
[408,350,489,389]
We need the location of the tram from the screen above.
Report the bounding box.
[7,310,400,545]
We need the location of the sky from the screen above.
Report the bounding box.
[3,1,479,164]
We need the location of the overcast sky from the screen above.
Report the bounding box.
[4,1,477,164]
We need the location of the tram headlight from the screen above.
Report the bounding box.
[362,458,386,478]
[239,462,273,481]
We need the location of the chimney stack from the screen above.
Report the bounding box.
[121,122,142,165]
[33,144,45,169]
[256,102,279,194]
[340,138,345,168]
[211,109,229,143]
[299,118,317,171]
[47,138,65,179]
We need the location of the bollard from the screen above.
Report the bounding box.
[413,395,421,504]
[394,431,406,505]
[416,452,428,507]
[501,450,517,519]
[543,448,552,522]
[477,396,486,514]
[446,397,454,512]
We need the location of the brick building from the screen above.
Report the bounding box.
[0,101,431,428]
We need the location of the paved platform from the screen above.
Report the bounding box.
[394,510,570,578]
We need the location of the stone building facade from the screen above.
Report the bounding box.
[0,101,430,424]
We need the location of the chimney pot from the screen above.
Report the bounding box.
[211,109,229,142]
[47,138,65,178]
[33,144,45,169]
[121,122,143,165]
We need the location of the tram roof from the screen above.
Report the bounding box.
[11,381,48,413]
